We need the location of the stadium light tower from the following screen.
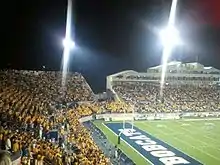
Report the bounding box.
[159,0,181,96]
[62,0,75,87]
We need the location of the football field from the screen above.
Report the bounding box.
[94,119,220,165]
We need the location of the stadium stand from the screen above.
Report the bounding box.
[0,70,111,165]
[83,121,135,165]
[1,61,219,165]
[107,61,220,113]
[112,82,220,113]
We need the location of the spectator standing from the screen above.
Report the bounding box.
[5,136,11,151]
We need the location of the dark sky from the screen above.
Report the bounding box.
[2,0,220,92]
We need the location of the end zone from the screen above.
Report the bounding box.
[105,122,203,165]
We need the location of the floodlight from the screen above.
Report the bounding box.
[159,25,181,48]
[62,38,75,49]
[61,0,73,87]
[159,0,180,97]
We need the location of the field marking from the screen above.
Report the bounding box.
[178,118,220,121]
[203,135,220,147]
[102,123,153,165]
[143,118,220,122]
[162,120,220,152]
[143,122,220,162]
[140,122,203,164]
[122,122,203,164]
[164,123,220,162]
[175,121,220,150]
[137,119,220,146]
[174,122,211,146]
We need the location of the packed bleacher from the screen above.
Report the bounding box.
[3,69,219,164]
[0,70,110,165]
[83,121,135,165]
[78,101,132,114]
[112,81,220,113]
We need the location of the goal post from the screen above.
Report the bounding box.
[121,103,135,132]
[131,104,135,132]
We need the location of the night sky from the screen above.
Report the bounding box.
[2,0,220,92]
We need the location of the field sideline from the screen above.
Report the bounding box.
[94,119,220,165]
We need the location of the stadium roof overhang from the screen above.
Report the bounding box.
[148,61,182,70]
[108,70,138,78]
[147,61,220,73]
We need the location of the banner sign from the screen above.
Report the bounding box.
[79,112,220,123]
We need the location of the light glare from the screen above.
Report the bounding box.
[63,38,75,49]
[159,25,181,48]
[62,0,73,87]
[160,0,179,97]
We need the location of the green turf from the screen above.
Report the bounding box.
[94,119,220,165]
[94,121,149,165]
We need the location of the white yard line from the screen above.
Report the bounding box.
[142,122,220,162]
[144,118,220,122]
[140,122,203,164]
[178,118,220,121]
[176,120,220,152]
[138,119,220,146]
[102,123,153,165]
[173,121,211,146]
[203,135,220,148]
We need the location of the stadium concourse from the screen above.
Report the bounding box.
[0,61,220,165]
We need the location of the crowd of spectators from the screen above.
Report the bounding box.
[0,70,110,165]
[3,69,218,164]
[78,101,132,115]
[1,69,219,164]
[113,81,220,113]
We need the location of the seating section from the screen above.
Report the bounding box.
[113,81,220,113]
[1,69,219,164]
[0,70,93,103]
[0,70,109,165]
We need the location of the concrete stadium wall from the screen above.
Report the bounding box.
[79,112,220,122]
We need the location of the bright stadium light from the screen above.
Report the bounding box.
[160,0,180,96]
[159,25,181,48]
[62,38,75,49]
[61,0,75,87]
